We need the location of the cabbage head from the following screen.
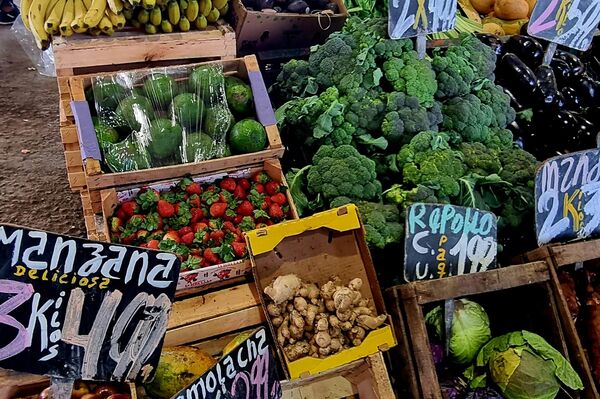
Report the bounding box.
[475,330,583,399]
[425,298,491,365]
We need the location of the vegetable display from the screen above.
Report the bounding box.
[37,382,132,399]
[108,172,292,271]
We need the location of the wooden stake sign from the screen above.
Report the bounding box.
[388,0,458,42]
[535,148,600,246]
[172,327,281,399]
[0,224,180,388]
[404,203,498,282]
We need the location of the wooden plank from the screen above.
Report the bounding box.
[550,239,600,267]
[65,150,83,168]
[67,171,87,191]
[167,283,260,329]
[164,305,264,346]
[60,125,79,144]
[405,262,549,305]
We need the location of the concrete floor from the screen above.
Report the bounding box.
[0,26,86,237]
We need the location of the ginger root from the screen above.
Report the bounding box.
[357,314,386,330]
[284,341,310,361]
[264,274,302,305]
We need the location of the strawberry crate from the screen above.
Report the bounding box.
[96,159,297,297]
[69,55,284,205]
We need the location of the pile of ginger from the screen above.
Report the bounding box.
[263,274,387,361]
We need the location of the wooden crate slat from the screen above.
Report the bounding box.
[60,125,79,145]
[64,150,83,168]
[68,172,87,191]
[550,240,600,266]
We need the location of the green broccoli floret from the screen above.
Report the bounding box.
[273,59,316,100]
[307,145,382,204]
[442,94,494,144]
[475,80,516,129]
[460,142,502,175]
[384,184,440,207]
[383,51,437,108]
[308,34,357,89]
[499,147,538,187]
[374,38,414,60]
[447,34,497,80]
[432,50,475,99]
[381,92,439,146]
[342,88,386,131]
[485,128,514,150]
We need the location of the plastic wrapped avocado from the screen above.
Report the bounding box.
[147,118,184,160]
[103,135,150,172]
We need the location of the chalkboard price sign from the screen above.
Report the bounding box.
[535,149,600,246]
[404,203,498,282]
[528,0,600,51]
[388,0,458,39]
[173,327,281,399]
[0,224,180,383]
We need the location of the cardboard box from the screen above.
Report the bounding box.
[232,0,348,55]
[246,205,396,379]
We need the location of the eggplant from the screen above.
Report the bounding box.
[555,49,585,77]
[544,110,597,153]
[572,74,600,108]
[534,65,564,111]
[475,33,503,56]
[324,1,338,12]
[562,86,584,111]
[503,87,525,111]
[286,0,309,12]
[503,35,544,68]
[498,53,538,107]
[550,58,572,88]
[257,0,274,9]
[307,0,328,9]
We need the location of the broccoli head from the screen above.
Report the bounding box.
[460,142,502,175]
[273,59,316,101]
[383,51,437,108]
[475,80,516,129]
[499,147,538,187]
[308,34,358,89]
[442,94,494,144]
[447,34,497,80]
[384,184,440,208]
[307,145,382,204]
[381,92,439,146]
[342,88,386,131]
[485,128,514,150]
[432,50,476,99]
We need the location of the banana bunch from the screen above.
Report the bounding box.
[22,0,126,49]
[124,0,229,34]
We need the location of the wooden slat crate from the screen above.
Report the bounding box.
[386,262,590,399]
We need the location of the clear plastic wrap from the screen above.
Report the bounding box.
[10,15,56,77]
[90,63,258,173]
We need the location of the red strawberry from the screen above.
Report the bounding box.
[219,178,237,192]
[190,248,202,256]
[238,178,251,190]
[270,193,287,205]
[190,208,204,223]
[122,233,136,245]
[232,241,247,257]
[110,217,123,234]
[204,248,221,264]
[186,182,202,195]
[233,185,247,200]
[178,226,193,236]
[265,181,280,196]
[235,234,246,243]
[181,232,195,245]
[237,201,254,216]
[121,201,139,217]
[188,195,201,208]
[255,183,265,194]
[210,202,227,218]
[268,203,284,219]
[266,220,274,226]
[147,239,160,249]
[210,230,225,244]
[162,231,181,243]
[260,201,269,211]
[252,172,270,184]
[194,230,210,244]
[233,215,243,224]
[139,243,148,248]
[136,229,149,240]
[192,222,208,233]
[205,184,218,192]
[116,208,127,221]
[223,221,237,233]
[157,200,176,218]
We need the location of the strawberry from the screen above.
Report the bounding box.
[233,185,247,200]
[268,203,284,219]
[224,209,237,221]
[219,178,237,192]
[190,248,202,256]
[139,243,148,248]
[136,229,149,240]
[210,202,227,218]
[205,184,218,192]
[188,194,201,208]
[121,201,139,218]
[181,255,202,272]
[204,248,221,265]
[116,208,127,221]
[223,221,237,233]
[233,215,244,224]
[252,172,270,184]
[157,200,176,218]
[178,226,193,236]
[235,233,246,243]
[266,220,274,226]
[186,182,202,195]
[194,230,210,244]
[237,201,254,216]
[238,216,256,232]
[190,208,204,223]
[192,222,208,233]
[219,191,233,204]
[255,183,265,194]
[121,233,136,245]
[238,178,251,191]
[232,242,247,258]
[147,239,160,249]
[209,219,223,230]
[210,230,225,244]
[265,181,280,196]
[137,189,160,211]
[181,232,195,245]
[109,217,123,234]
[162,231,181,243]
[270,193,287,205]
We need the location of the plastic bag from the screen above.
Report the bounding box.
[10,15,56,77]
[90,63,257,173]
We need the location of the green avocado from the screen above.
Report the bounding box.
[115,94,155,131]
[189,65,225,102]
[103,135,150,172]
[91,80,127,111]
[93,116,120,145]
[185,132,215,162]
[147,118,183,160]
[225,79,253,115]
[204,105,234,137]
[228,118,267,154]
[172,93,205,130]
[143,73,177,107]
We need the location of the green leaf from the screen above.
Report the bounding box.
[285,165,311,217]
[357,134,388,150]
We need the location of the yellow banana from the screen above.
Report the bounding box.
[28,0,52,49]
[185,0,197,21]
[137,8,149,23]
[150,7,161,25]
[145,23,157,33]
[81,0,91,8]
[141,0,155,9]
[21,0,34,30]
[44,0,66,34]
[160,19,172,32]
[205,7,217,22]
[167,0,179,24]
[106,9,124,28]
[212,0,225,9]
[59,0,74,35]
[178,15,189,31]
[102,25,114,34]
[217,2,227,15]
[88,26,101,34]
[107,0,123,13]
[70,0,87,32]
[97,13,113,31]
[83,0,106,28]
[199,0,210,16]
[194,14,206,29]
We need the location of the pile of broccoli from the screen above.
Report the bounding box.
[275,17,539,259]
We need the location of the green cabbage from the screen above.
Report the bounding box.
[425,298,491,365]
[475,330,583,399]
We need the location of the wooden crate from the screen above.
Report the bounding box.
[68,55,283,202]
[386,262,586,399]
[519,239,600,397]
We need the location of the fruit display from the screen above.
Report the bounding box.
[459,0,535,36]
[108,171,293,272]
[263,274,387,361]
[88,63,268,174]
[37,381,131,399]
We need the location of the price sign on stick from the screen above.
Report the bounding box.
[403,203,498,282]
[172,327,282,399]
[535,149,600,246]
[0,224,180,391]
[528,0,600,51]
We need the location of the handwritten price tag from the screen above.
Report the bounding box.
[535,149,600,245]
[388,0,458,39]
[404,204,498,282]
[528,0,600,51]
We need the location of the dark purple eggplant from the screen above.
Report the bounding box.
[572,74,600,108]
[498,53,538,106]
[555,49,585,77]
[307,0,328,9]
[535,64,564,111]
[503,87,525,111]
[475,33,503,56]
[562,86,583,110]
[257,0,274,9]
[286,0,309,12]
[430,342,444,366]
[550,58,572,88]
[503,35,544,68]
